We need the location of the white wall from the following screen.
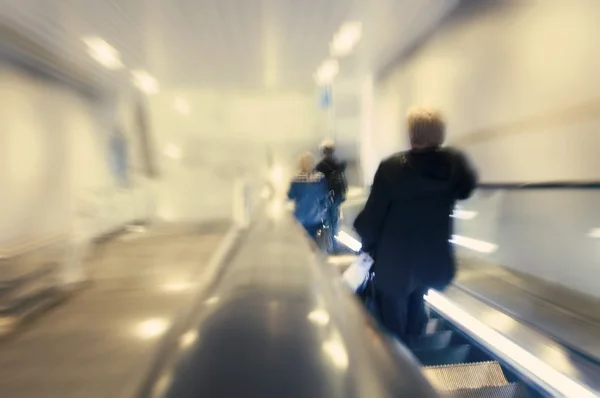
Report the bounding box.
[148,90,328,222]
[0,65,70,245]
[368,0,600,183]
[0,63,149,250]
[361,1,600,295]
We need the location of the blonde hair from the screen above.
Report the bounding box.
[406,106,445,148]
[299,152,315,173]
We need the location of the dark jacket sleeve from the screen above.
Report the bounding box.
[453,151,478,200]
[315,161,327,176]
[353,163,392,253]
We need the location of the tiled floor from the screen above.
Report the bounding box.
[0,222,229,398]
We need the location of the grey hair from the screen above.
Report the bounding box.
[406,106,446,148]
[320,139,335,155]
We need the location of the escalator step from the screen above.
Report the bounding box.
[413,344,471,366]
[446,383,532,398]
[423,361,508,391]
[410,330,453,350]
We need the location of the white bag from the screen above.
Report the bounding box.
[342,252,374,292]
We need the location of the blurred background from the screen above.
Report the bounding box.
[1,1,600,397]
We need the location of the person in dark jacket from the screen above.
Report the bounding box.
[353,107,477,343]
[288,153,330,240]
[316,140,348,252]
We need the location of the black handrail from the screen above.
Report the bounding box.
[479,181,600,189]
[135,205,438,398]
[361,181,600,191]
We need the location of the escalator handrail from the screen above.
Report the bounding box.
[135,203,439,398]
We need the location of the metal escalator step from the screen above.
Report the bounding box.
[410,330,453,350]
[423,361,508,391]
[446,383,531,398]
[425,317,446,334]
[413,344,471,366]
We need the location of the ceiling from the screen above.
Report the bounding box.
[1,0,458,91]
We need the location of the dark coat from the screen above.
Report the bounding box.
[316,156,348,200]
[353,147,477,297]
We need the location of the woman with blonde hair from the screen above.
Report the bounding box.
[287,152,330,241]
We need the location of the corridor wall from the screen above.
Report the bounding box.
[368,0,600,184]
[0,63,148,251]
[364,0,600,296]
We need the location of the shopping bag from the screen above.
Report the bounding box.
[342,252,374,291]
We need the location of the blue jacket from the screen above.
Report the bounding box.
[287,172,329,226]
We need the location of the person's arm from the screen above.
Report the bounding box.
[353,163,392,253]
[315,161,327,175]
[454,151,478,200]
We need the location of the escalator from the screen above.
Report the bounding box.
[412,314,538,397]
[334,189,600,398]
[329,255,542,397]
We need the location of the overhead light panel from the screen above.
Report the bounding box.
[173,98,191,115]
[82,37,123,70]
[131,70,159,94]
[314,59,339,85]
[164,143,182,159]
[330,21,362,57]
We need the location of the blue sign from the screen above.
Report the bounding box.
[109,131,129,186]
[319,86,332,109]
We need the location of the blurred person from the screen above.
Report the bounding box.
[288,153,330,241]
[353,106,477,343]
[316,139,348,252]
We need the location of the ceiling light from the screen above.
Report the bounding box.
[131,70,159,94]
[330,21,362,57]
[82,37,124,70]
[314,59,339,85]
[164,144,182,159]
[173,98,190,115]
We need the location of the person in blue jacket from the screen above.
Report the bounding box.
[287,153,330,241]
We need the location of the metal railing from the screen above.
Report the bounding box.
[135,198,438,398]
